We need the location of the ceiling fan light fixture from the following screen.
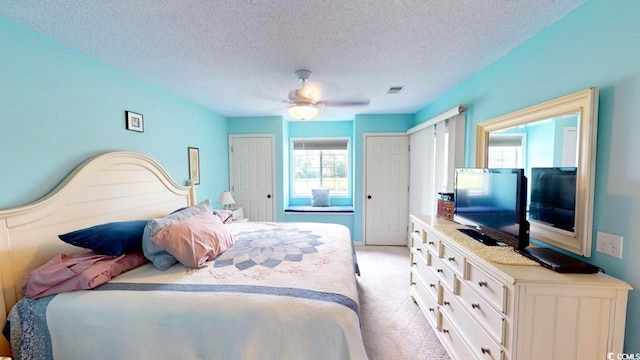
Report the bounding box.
[288,104,319,120]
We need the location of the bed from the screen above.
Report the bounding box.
[0,151,366,359]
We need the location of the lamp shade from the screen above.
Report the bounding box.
[288,105,319,120]
[217,191,236,208]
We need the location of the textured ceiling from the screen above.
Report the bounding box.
[0,0,584,121]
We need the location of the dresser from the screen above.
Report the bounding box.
[409,214,631,360]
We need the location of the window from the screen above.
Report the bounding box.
[488,134,524,168]
[292,138,349,197]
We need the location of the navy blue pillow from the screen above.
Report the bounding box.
[58,220,148,256]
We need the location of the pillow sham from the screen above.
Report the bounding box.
[22,251,148,299]
[58,220,148,256]
[151,211,234,269]
[213,209,234,224]
[311,188,331,207]
[142,199,213,270]
[175,206,232,223]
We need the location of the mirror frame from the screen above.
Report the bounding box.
[476,88,598,256]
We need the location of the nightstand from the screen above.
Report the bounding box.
[231,207,248,222]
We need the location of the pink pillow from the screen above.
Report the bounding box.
[151,212,235,268]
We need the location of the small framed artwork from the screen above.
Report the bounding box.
[188,147,200,185]
[125,111,144,132]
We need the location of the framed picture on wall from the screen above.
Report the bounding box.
[125,111,144,132]
[188,147,200,185]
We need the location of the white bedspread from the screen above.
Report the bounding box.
[9,222,367,360]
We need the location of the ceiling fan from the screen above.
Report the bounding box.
[285,70,370,120]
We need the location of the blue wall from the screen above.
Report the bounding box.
[415,0,640,350]
[526,121,555,169]
[0,17,229,210]
[553,115,579,166]
[228,115,414,241]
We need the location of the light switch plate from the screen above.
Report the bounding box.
[596,231,623,259]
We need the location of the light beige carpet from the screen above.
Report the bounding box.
[356,245,450,360]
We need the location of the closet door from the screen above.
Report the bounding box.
[229,135,275,221]
[407,112,466,217]
[364,135,409,245]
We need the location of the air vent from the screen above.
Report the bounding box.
[387,86,404,94]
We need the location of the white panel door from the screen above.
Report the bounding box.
[365,135,409,245]
[230,136,274,222]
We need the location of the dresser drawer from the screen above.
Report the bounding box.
[457,278,506,344]
[410,234,428,263]
[412,255,440,301]
[466,261,506,313]
[440,312,477,360]
[441,241,465,276]
[441,287,503,360]
[424,230,440,254]
[425,231,440,256]
[410,220,425,241]
[430,252,456,292]
[411,279,439,327]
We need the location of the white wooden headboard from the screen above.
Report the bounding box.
[0,151,195,355]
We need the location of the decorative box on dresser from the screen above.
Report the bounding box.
[409,214,631,360]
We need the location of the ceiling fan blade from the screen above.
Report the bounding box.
[289,89,315,103]
[288,89,299,102]
[318,99,370,107]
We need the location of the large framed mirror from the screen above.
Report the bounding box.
[476,88,598,256]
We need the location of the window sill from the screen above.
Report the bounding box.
[284,205,354,214]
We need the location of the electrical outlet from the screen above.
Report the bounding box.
[596,231,624,259]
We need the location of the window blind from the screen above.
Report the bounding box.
[293,139,348,150]
[489,135,522,147]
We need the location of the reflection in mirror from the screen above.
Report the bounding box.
[489,113,579,233]
[476,88,598,256]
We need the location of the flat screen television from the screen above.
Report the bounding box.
[454,168,529,250]
[528,167,577,232]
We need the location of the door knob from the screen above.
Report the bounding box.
[267,194,272,199]
[367,195,372,199]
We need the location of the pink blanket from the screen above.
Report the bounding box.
[23,251,148,299]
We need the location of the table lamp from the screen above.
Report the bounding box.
[217,191,236,210]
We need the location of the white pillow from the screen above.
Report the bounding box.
[311,189,330,207]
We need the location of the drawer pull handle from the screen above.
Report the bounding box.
[442,329,449,334]
[416,248,422,252]
[448,257,455,261]
[481,347,490,354]
[429,284,436,288]
[478,281,488,287]
[443,301,450,306]
[412,262,417,266]
[437,269,443,273]
[471,303,480,309]
[414,230,420,234]
[428,308,435,312]
[411,282,416,285]
[428,241,435,245]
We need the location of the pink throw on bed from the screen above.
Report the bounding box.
[22,251,148,299]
